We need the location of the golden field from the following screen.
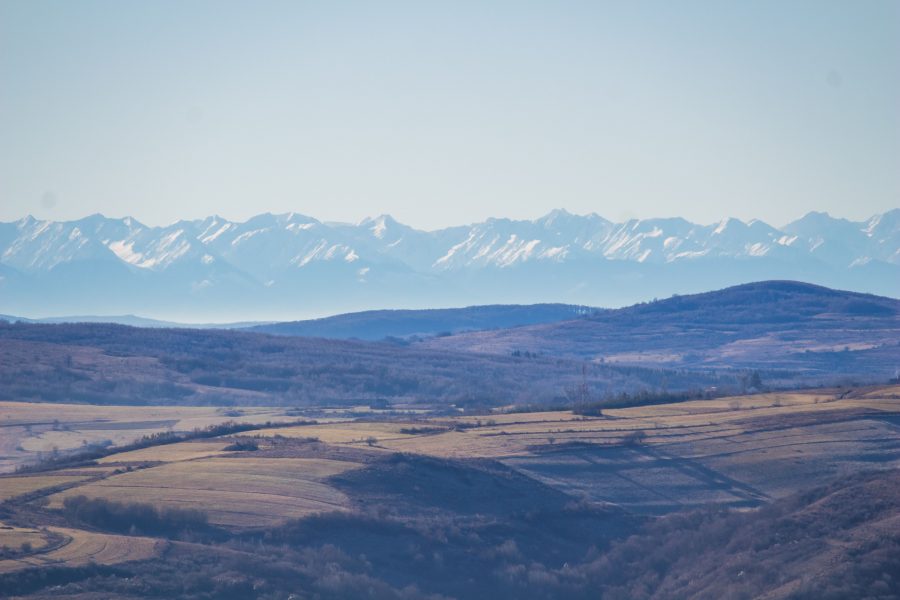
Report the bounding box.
[0,383,897,578]
[0,522,51,554]
[374,390,900,459]
[0,527,163,574]
[0,474,91,501]
[96,440,233,464]
[47,457,361,527]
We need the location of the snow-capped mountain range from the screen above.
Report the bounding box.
[1,209,897,321]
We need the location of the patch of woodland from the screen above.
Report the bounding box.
[60,495,227,542]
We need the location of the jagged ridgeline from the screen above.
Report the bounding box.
[0,210,897,320]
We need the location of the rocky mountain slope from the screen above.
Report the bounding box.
[1,210,897,320]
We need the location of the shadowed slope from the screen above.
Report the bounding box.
[420,281,900,377]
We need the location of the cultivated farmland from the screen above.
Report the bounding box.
[96,440,233,464]
[0,522,51,555]
[3,384,900,599]
[5,387,900,518]
[0,527,163,574]
[0,474,91,501]
[47,457,362,527]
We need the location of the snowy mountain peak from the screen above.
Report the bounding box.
[0,209,897,319]
[360,214,399,239]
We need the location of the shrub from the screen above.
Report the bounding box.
[622,430,647,446]
[223,440,259,451]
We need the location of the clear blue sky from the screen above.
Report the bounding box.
[1,0,897,229]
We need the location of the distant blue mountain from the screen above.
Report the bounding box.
[0,210,897,320]
[0,313,267,329]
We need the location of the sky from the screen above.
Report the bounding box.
[1,0,898,230]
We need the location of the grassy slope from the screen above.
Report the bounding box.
[420,281,900,376]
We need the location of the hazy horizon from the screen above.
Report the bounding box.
[2,0,898,230]
[1,206,895,232]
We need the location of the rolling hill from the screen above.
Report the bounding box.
[0,319,726,409]
[246,303,599,340]
[0,281,896,409]
[420,281,900,379]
